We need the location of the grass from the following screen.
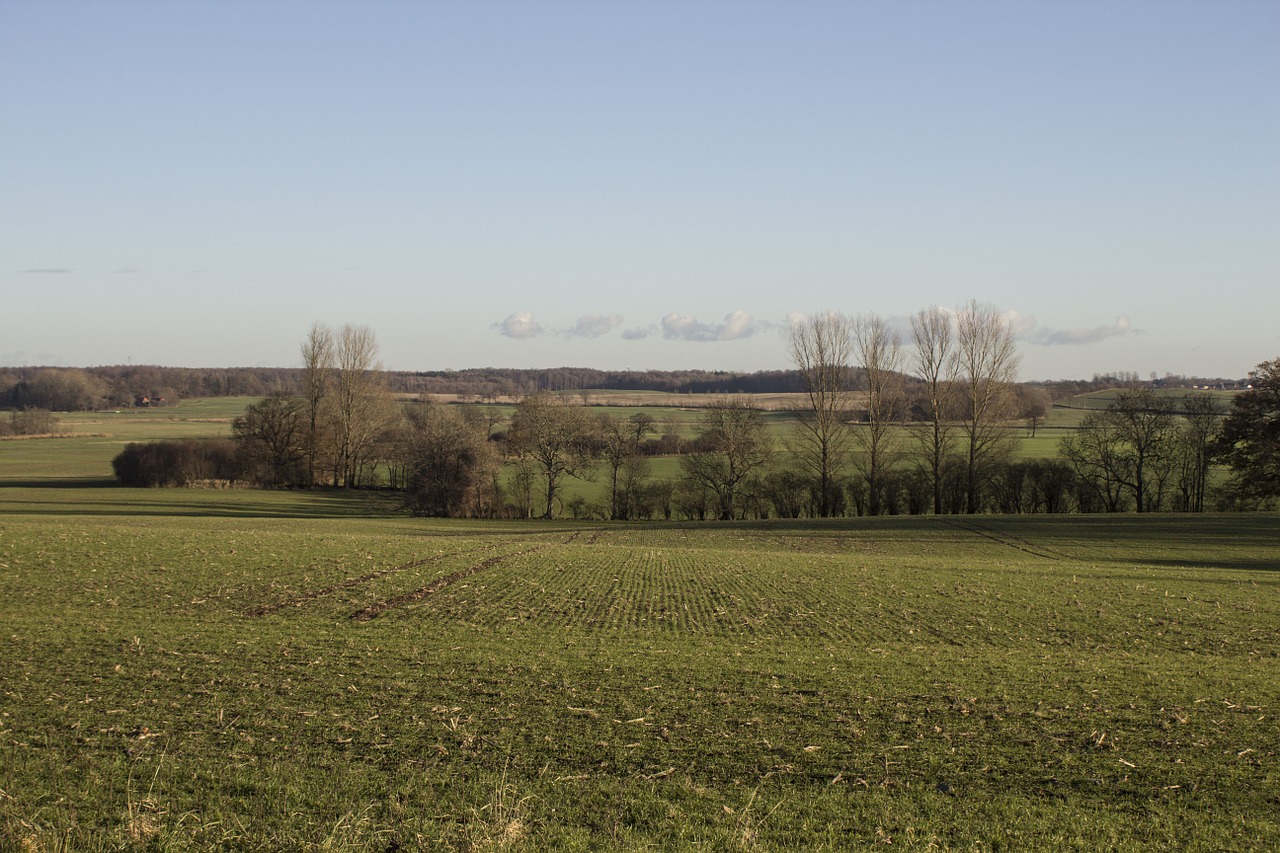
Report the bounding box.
[1,490,1278,849]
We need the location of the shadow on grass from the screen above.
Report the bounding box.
[1113,556,1280,574]
[0,482,406,519]
[0,477,117,488]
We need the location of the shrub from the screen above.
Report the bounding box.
[0,408,59,437]
[111,439,243,487]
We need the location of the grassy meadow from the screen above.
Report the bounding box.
[2,395,1277,850]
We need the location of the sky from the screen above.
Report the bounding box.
[3,0,1278,381]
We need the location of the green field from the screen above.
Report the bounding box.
[0,398,247,487]
[2,395,1275,849]
[2,485,1279,849]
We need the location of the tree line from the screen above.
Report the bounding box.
[109,315,1280,517]
[784,306,1274,516]
[4,359,1239,413]
[0,365,284,409]
[0,363,815,408]
[0,363,811,408]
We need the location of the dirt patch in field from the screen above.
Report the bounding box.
[350,542,562,622]
[248,547,492,616]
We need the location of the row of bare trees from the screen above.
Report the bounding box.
[297,322,398,488]
[223,324,654,517]
[1041,356,1280,512]
[504,396,666,520]
[1057,389,1223,512]
[501,394,774,521]
[788,301,1022,516]
[232,323,398,488]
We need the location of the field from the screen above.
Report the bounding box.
[2,395,1276,850]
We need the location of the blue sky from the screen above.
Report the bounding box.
[3,0,1277,380]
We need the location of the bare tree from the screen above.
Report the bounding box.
[233,392,307,486]
[618,454,653,520]
[300,321,335,485]
[852,313,904,515]
[330,324,396,487]
[597,413,655,520]
[401,401,499,517]
[508,456,538,519]
[1059,389,1181,511]
[1178,392,1222,512]
[909,306,958,514]
[787,312,855,516]
[508,393,597,519]
[629,412,656,446]
[679,397,773,520]
[1104,389,1180,512]
[1058,415,1129,511]
[1015,385,1052,437]
[954,300,1021,513]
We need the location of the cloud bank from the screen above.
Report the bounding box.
[488,308,1136,350]
[494,312,626,340]
[494,309,771,343]
[785,307,1135,349]
[981,310,1136,346]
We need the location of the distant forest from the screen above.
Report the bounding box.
[0,363,1248,412]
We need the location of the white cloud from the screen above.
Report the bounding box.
[493,311,544,340]
[495,308,784,345]
[1032,315,1135,346]
[563,313,623,339]
[721,309,758,340]
[865,303,1136,348]
[1001,309,1039,338]
[661,310,763,342]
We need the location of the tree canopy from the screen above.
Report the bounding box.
[1217,357,1280,506]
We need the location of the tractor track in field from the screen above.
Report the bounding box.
[349,536,574,622]
[248,546,496,616]
[937,518,1080,562]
